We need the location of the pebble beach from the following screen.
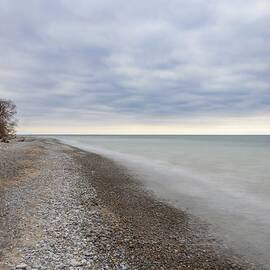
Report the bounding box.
[0,137,264,269]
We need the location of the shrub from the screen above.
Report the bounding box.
[0,99,17,139]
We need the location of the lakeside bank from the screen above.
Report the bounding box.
[0,137,263,269]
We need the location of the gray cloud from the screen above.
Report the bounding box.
[0,0,269,132]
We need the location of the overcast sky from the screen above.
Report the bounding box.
[0,0,269,134]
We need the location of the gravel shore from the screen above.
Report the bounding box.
[0,137,264,269]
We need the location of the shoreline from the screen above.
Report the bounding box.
[0,137,264,269]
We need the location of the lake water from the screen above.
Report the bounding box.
[52,135,270,267]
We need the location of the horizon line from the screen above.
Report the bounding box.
[17,133,270,136]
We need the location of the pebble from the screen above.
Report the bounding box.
[120,262,130,269]
[70,259,85,267]
[15,263,28,269]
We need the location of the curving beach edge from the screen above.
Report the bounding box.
[0,137,264,269]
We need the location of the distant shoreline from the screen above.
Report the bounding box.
[0,137,264,269]
[16,134,270,136]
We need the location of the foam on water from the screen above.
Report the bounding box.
[53,135,270,267]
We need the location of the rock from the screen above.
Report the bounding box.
[16,263,28,269]
[18,137,25,142]
[120,262,129,270]
[84,250,92,256]
[70,259,84,267]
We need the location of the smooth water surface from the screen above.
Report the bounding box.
[52,135,270,266]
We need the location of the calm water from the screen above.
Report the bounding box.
[53,135,270,266]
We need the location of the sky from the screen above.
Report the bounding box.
[0,0,269,134]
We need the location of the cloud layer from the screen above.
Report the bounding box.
[0,0,269,133]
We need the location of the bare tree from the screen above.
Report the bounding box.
[0,99,17,139]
